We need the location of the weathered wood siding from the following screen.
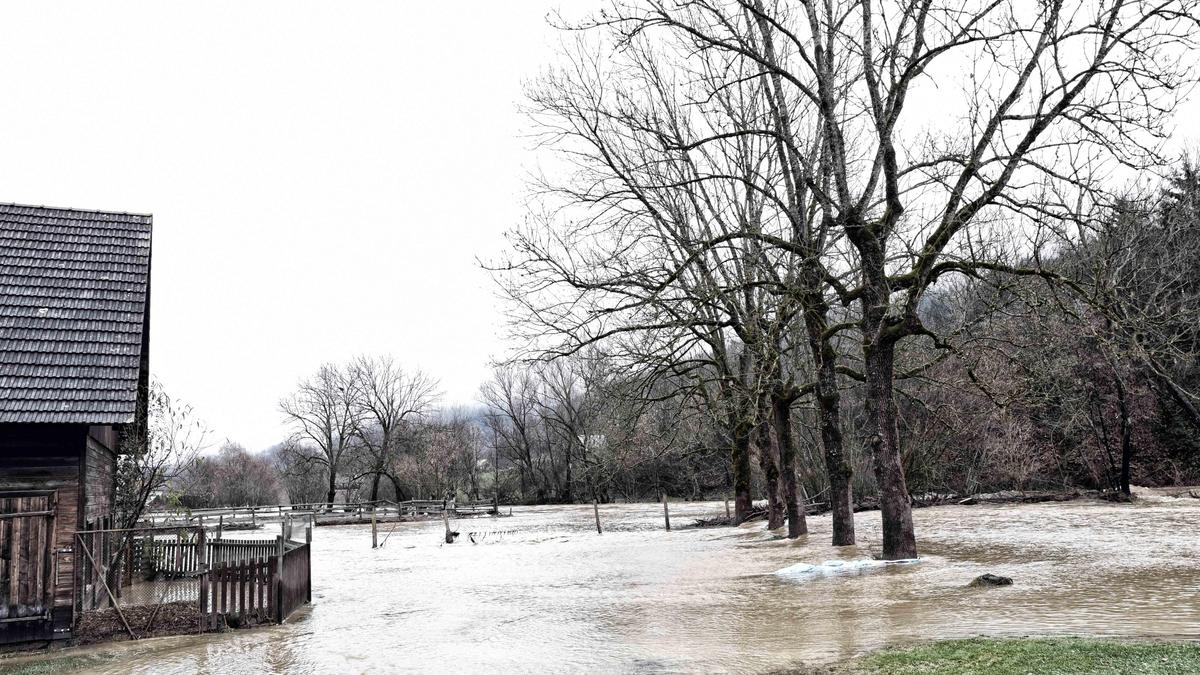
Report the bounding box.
[84,428,117,525]
[0,424,85,641]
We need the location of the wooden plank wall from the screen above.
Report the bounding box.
[0,424,85,641]
[84,429,117,526]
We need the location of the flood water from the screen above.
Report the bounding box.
[22,494,1200,674]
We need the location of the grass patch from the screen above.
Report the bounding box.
[842,638,1200,674]
[0,651,121,675]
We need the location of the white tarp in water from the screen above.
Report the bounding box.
[775,558,920,580]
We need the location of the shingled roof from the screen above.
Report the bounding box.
[0,203,151,424]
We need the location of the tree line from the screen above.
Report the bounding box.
[486,0,1200,559]
[116,1,1200,565]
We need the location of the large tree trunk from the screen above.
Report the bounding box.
[802,269,855,545]
[325,468,337,510]
[863,339,917,559]
[370,472,382,502]
[754,420,785,530]
[815,356,855,545]
[731,426,754,524]
[772,394,807,538]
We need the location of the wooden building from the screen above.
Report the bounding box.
[0,203,151,642]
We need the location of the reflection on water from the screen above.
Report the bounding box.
[42,496,1200,673]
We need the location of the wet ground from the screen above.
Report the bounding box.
[12,493,1200,673]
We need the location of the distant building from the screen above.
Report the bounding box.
[0,204,152,643]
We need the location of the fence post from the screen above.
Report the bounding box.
[662,493,671,531]
[593,498,602,534]
[124,535,133,588]
[196,526,207,571]
[275,535,284,623]
[725,498,731,521]
[371,508,378,548]
[305,524,312,604]
[199,561,210,631]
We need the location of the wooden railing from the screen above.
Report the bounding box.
[141,498,500,530]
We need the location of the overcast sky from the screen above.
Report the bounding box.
[0,1,567,450]
[1,2,1197,452]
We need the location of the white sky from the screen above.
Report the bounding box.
[1,2,1196,451]
[0,1,566,450]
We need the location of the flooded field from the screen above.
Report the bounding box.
[16,495,1200,674]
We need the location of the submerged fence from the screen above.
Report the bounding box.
[199,534,311,628]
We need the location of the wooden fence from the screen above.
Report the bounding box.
[141,498,500,530]
[74,526,312,638]
[201,556,273,627]
[208,539,278,566]
[136,537,280,579]
[275,541,310,622]
[198,539,312,629]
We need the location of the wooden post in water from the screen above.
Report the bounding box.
[251,507,257,529]
[662,493,671,531]
[371,507,378,548]
[199,560,210,629]
[218,515,224,539]
[593,498,602,535]
[725,498,731,521]
[196,526,208,627]
[275,535,285,623]
[443,509,453,544]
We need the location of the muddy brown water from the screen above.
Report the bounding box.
[18,495,1200,673]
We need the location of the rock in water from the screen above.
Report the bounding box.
[969,573,1013,587]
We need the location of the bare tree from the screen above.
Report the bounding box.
[574,0,1200,559]
[280,363,362,508]
[268,439,331,505]
[348,355,441,501]
[481,366,544,499]
[115,380,209,528]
